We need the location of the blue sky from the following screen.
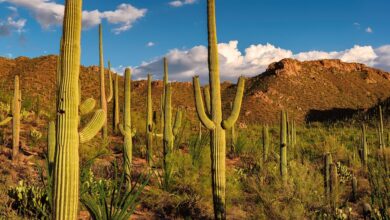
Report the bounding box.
[1,0,390,82]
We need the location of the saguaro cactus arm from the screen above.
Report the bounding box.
[193,76,215,130]
[79,110,106,144]
[204,86,211,115]
[172,109,182,136]
[0,117,12,126]
[222,77,245,129]
[79,98,96,116]
[119,124,136,138]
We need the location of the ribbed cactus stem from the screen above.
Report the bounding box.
[192,1,245,218]
[160,57,168,132]
[79,98,96,116]
[324,153,332,202]
[122,68,133,185]
[146,74,153,166]
[107,61,113,103]
[12,75,20,160]
[229,102,236,154]
[330,163,338,210]
[352,176,357,202]
[361,124,368,170]
[53,0,82,218]
[262,124,269,162]
[163,84,174,165]
[99,23,108,139]
[280,111,288,183]
[379,105,385,149]
[48,121,56,171]
[204,86,211,115]
[173,109,182,137]
[113,73,119,134]
[79,110,105,143]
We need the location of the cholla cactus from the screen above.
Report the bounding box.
[52,0,106,218]
[192,0,245,218]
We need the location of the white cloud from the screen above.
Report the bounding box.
[146,42,155,47]
[169,0,197,7]
[0,0,146,33]
[133,41,390,83]
[365,27,373,33]
[0,14,26,36]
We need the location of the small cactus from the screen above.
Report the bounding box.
[330,163,339,210]
[262,124,269,162]
[280,111,288,183]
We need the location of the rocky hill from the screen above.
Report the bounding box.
[1,55,390,126]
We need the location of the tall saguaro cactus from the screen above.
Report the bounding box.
[113,72,120,134]
[161,57,169,132]
[119,68,135,185]
[53,1,105,218]
[280,111,288,183]
[0,75,23,160]
[146,74,154,166]
[12,76,21,160]
[192,0,245,218]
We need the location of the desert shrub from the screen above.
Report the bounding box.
[8,180,51,219]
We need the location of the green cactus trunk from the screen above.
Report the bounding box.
[352,176,357,202]
[123,68,133,185]
[361,124,368,170]
[192,1,245,218]
[161,57,168,132]
[163,84,173,185]
[48,121,56,172]
[99,24,108,139]
[113,73,119,134]
[12,75,21,160]
[330,163,338,210]
[53,0,82,218]
[229,102,236,154]
[324,153,333,203]
[378,105,385,149]
[280,111,288,183]
[262,124,269,162]
[146,74,153,166]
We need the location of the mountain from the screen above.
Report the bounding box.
[0,55,390,127]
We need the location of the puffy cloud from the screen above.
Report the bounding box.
[0,0,146,33]
[0,6,26,36]
[133,41,390,83]
[146,42,155,47]
[365,27,373,33]
[169,0,197,7]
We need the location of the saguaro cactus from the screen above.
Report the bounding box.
[146,74,154,166]
[324,153,333,202]
[0,76,23,160]
[280,111,288,183]
[229,102,236,154]
[53,0,105,218]
[262,124,269,162]
[98,24,112,139]
[161,57,169,132]
[192,0,245,218]
[330,163,338,210]
[361,123,368,169]
[48,121,55,171]
[113,72,120,134]
[119,68,135,185]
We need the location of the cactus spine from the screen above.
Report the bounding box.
[113,72,120,134]
[192,1,245,218]
[53,1,105,218]
[262,124,269,162]
[146,74,153,166]
[280,111,288,183]
[119,68,135,185]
